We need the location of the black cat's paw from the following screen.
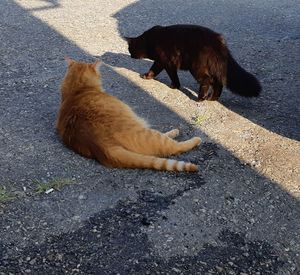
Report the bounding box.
[170,83,180,89]
[198,86,214,101]
[197,91,208,101]
[197,96,206,102]
[141,72,154,79]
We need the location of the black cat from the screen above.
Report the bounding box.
[125,24,261,101]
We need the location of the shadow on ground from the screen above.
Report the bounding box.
[1,190,284,274]
[101,52,200,101]
[0,0,299,274]
[113,0,300,140]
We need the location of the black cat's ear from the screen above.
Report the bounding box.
[152,25,162,29]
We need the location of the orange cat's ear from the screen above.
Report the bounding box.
[65,56,74,66]
[92,59,101,72]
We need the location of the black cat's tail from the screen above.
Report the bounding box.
[226,52,261,97]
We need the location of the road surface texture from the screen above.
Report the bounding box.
[0,0,299,274]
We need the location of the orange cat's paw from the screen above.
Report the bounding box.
[172,129,180,137]
[192,137,202,146]
[165,129,180,138]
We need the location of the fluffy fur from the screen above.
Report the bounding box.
[125,24,261,101]
[56,58,201,172]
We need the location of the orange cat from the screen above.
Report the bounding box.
[56,58,201,172]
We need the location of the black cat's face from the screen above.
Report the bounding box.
[125,37,148,59]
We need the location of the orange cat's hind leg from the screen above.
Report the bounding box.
[116,129,200,157]
[150,133,201,157]
[103,146,198,172]
[175,137,201,154]
[164,129,179,138]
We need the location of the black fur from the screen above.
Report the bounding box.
[126,24,261,101]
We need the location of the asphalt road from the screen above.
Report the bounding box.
[0,1,299,274]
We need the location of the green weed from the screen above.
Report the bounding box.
[192,114,207,125]
[34,178,72,194]
[0,187,15,203]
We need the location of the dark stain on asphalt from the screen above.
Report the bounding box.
[1,185,284,274]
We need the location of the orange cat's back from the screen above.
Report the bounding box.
[56,58,201,172]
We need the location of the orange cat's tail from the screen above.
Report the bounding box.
[98,146,198,172]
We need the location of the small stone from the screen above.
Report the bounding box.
[216,266,223,272]
[72,215,80,221]
[29,258,36,265]
[172,267,181,273]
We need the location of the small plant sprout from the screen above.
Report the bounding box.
[34,178,72,194]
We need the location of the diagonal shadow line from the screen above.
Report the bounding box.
[113,0,300,141]
[0,0,299,274]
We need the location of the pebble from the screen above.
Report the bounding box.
[78,194,85,200]
[172,267,181,273]
[29,258,36,265]
[216,266,223,272]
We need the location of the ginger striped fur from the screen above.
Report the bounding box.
[56,58,201,172]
